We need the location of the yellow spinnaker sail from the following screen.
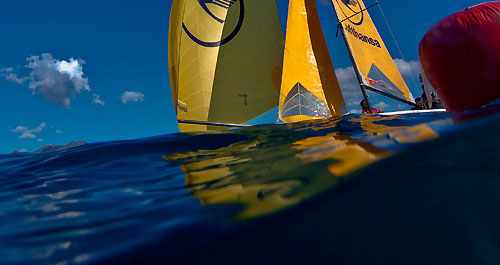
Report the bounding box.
[331,0,414,103]
[168,0,285,131]
[280,0,347,123]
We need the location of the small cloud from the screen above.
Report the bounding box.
[121,91,144,103]
[25,53,91,108]
[56,130,63,134]
[348,100,361,106]
[3,53,91,108]
[374,102,388,110]
[349,109,362,114]
[336,66,364,111]
[17,131,36,139]
[0,67,27,84]
[394,59,420,79]
[92,94,105,106]
[11,122,46,139]
[37,139,43,142]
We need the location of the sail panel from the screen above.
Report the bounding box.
[168,0,284,131]
[207,1,285,130]
[282,82,331,118]
[280,0,347,123]
[331,0,414,103]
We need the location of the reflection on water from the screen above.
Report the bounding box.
[164,113,448,220]
[2,107,500,264]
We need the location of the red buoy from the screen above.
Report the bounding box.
[419,1,500,112]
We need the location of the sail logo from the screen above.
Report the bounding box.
[342,0,358,8]
[337,0,363,25]
[345,24,381,48]
[182,0,244,47]
[199,0,237,23]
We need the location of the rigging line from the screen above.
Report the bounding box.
[376,0,419,94]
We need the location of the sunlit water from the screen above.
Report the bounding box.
[1,106,500,265]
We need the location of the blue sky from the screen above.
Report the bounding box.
[0,0,486,153]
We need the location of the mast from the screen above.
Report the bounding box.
[330,0,373,110]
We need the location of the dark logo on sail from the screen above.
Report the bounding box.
[337,0,363,25]
[182,0,244,47]
[342,0,358,8]
[345,24,381,48]
[337,0,382,48]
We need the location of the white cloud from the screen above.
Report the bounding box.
[374,101,388,110]
[394,59,420,80]
[11,122,46,139]
[37,139,43,142]
[121,91,144,103]
[17,148,27,153]
[0,67,27,84]
[335,66,364,107]
[56,130,63,134]
[3,54,105,107]
[92,94,105,106]
[392,59,423,99]
[24,53,90,108]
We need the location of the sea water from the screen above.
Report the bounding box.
[1,106,500,265]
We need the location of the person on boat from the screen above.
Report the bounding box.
[419,73,444,109]
[421,92,444,109]
[429,93,444,109]
[360,99,383,114]
[421,93,429,109]
[412,97,425,110]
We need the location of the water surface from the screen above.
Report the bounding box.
[1,107,500,265]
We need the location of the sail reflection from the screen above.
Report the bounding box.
[164,115,443,220]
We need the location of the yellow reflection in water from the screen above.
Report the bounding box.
[164,119,440,220]
[294,133,391,176]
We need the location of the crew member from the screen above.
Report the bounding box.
[360,99,383,114]
[412,97,425,110]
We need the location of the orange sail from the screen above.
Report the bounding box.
[279,0,347,123]
[331,0,415,103]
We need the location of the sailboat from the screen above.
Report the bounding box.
[168,0,419,131]
[165,0,445,221]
